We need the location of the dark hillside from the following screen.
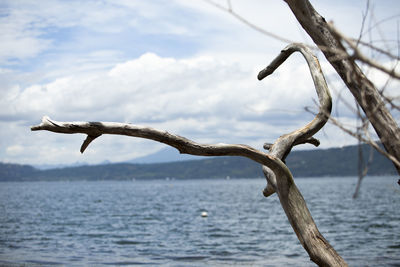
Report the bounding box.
[0,144,396,181]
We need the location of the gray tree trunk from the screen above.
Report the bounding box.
[284,0,400,174]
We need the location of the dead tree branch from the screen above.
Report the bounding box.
[353,139,374,199]
[284,0,400,175]
[259,43,332,193]
[355,39,400,61]
[204,0,400,174]
[203,0,294,44]
[258,43,346,266]
[31,116,289,175]
[328,23,400,80]
[327,115,400,168]
[32,43,346,266]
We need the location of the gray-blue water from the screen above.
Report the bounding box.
[0,176,399,266]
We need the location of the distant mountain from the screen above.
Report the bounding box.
[286,144,395,177]
[0,144,397,182]
[0,162,39,181]
[128,147,206,163]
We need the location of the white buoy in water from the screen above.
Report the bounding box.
[201,211,208,217]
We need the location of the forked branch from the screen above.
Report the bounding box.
[31,43,346,266]
[258,43,331,164]
[257,43,346,266]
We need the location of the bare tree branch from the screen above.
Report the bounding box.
[31,116,289,176]
[258,43,332,160]
[204,0,400,175]
[327,115,400,168]
[353,139,374,199]
[203,0,294,44]
[328,23,400,79]
[284,0,400,175]
[31,43,346,266]
[355,39,400,61]
[258,43,345,266]
[352,102,374,199]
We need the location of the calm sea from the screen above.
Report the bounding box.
[0,176,399,266]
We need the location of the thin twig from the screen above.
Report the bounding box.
[203,0,294,44]
[354,39,400,61]
[328,116,400,168]
[329,23,400,79]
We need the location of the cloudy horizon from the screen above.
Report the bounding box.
[1,0,399,166]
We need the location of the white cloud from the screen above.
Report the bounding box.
[0,52,336,164]
[0,0,196,65]
[0,8,51,63]
[1,0,399,166]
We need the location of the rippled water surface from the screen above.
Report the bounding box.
[0,176,399,266]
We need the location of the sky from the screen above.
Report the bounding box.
[0,0,399,166]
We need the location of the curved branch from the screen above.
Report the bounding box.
[31,42,343,266]
[31,116,290,177]
[33,115,343,264]
[258,43,332,195]
[257,44,345,266]
[258,43,332,159]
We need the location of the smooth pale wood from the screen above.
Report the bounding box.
[259,43,347,267]
[31,43,346,266]
[31,116,289,177]
[284,0,400,174]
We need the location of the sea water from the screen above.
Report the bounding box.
[0,176,399,266]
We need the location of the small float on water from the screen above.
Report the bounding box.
[201,211,208,217]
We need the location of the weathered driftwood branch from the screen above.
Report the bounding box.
[259,43,331,192]
[258,43,346,267]
[31,116,290,177]
[258,43,332,157]
[259,43,331,195]
[31,43,346,266]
